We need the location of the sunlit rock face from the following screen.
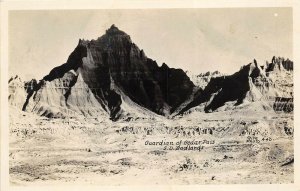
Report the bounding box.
[9,24,293,120]
[18,25,195,120]
[179,57,293,114]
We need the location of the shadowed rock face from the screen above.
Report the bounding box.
[266,56,293,72]
[179,63,254,114]
[80,25,195,117]
[22,25,195,120]
[15,25,293,120]
[179,57,294,114]
[21,44,88,114]
[43,45,87,82]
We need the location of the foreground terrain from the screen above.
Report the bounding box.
[9,105,294,185]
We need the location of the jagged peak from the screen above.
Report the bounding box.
[78,39,89,46]
[272,56,285,64]
[105,24,127,36]
[109,24,118,30]
[94,24,132,45]
[8,75,22,84]
[161,63,169,68]
[212,71,220,75]
[267,56,293,72]
[77,25,130,46]
[242,59,259,70]
[235,60,263,80]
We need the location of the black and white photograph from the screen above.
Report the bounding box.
[1,1,299,190]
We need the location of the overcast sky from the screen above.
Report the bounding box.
[9,8,292,80]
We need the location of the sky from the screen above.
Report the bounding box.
[9,8,293,80]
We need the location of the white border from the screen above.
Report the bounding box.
[1,0,299,191]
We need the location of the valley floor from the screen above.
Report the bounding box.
[9,107,294,185]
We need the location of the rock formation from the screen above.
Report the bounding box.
[17,25,195,120]
[8,75,27,109]
[179,57,293,114]
[8,25,293,120]
[187,70,223,89]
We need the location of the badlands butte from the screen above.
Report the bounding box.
[9,25,294,185]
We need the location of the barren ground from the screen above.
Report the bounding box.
[9,107,294,185]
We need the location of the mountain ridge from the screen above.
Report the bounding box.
[8,25,294,121]
[16,25,195,120]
